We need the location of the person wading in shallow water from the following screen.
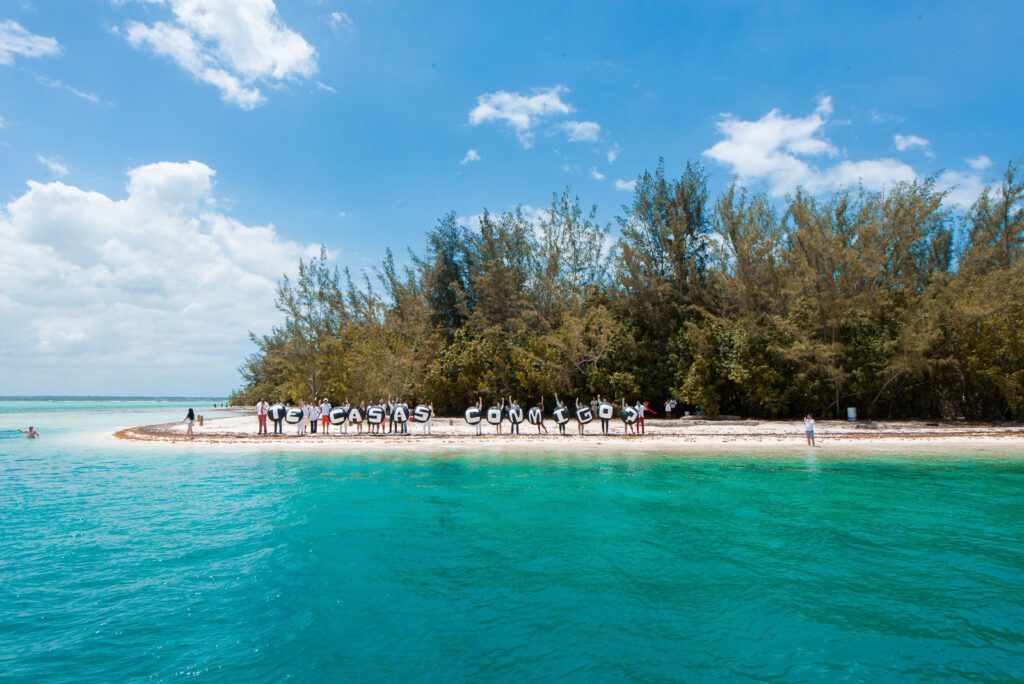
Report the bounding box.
[18,426,39,438]
[804,414,816,447]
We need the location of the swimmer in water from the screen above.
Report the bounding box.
[19,426,39,438]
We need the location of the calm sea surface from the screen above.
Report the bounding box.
[2,399,1023,682]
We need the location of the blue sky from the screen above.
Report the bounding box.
[1,1,1022,396]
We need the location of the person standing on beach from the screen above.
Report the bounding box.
[621,399,635,435]
[309,400,317,434]
[272,403,283,435]
[575,398,587,435]
[534,397,548,434]
[18,426,39,438]
[637,401,657,434]
[297,400,307,436]
[508,397,521,435]
[183,408,195,439]
[475,397,483,436]
[804,415,815,446]
[357,401,365,435]
[598,394,610,435]
[320,398,331,434]
[554,394,567,435]
[422,402,433,435]
[495,397,505,435]
[256,397,269,435]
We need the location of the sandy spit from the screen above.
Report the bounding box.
[113,413,1024,454]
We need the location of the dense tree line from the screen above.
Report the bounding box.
[231,158,1024,421]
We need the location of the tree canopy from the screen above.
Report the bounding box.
[232,160,1024,421]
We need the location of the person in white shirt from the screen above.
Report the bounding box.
[804,415,815,446]
[256,397,269,435]
[320,398,332,434]
[308,402,320,434]
[297,401,307,436]
[340,400,350,434]
[422,402,433,435]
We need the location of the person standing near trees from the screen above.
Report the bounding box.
[636,400,656,435]
[575,397,587,435]
[422,402,434,435]
[272,402,284,435]
[308,400,319,434]
[297,400,307,436]
[256,397,269,435]
[621,399,635,435]
[804,415,816,446]
[340,399,350,434]
[320,397,331,434]
[597,394,610,435]
[508,397,521,435]
[534,396,548,434]
[555,393,567,435]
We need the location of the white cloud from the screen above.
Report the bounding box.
[468,85,573,148]
[615,179,636,191]
[606,144,619,164]
[965,155,992,171]
[894,134,929,152]
[37,76,103,103]
[121,0,317,109]
[0,160,320,394]
[589,167,604,180]
[316,81,336,94]
[329,11,352,31]
[461,149,481,164]
[37,154,68,178]
[937,170,987,208]
[0,19,61,65]
[562,120,600,142]
[704,96,916,196]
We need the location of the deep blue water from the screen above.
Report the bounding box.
[2,400,1023,682]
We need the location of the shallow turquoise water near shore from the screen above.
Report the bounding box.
[2,400,1024,682]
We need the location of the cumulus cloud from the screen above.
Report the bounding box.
[965,155,992,171]
[607,144,620,164]
[704,96,917,196]
[615,179,636,191]
[121,0,317,109]
[589,167,604,180]
[0,160,320,394]
[0,19,61,65]
[562,120,600,142]
[37,154,68,178]
[460,149,480,164]
[894,134,930,152]
[937,170,988,208]
[469,86,574,148]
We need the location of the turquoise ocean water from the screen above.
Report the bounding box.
[2,399,1023,682]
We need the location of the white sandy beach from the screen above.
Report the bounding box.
[113,409,1024,453]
